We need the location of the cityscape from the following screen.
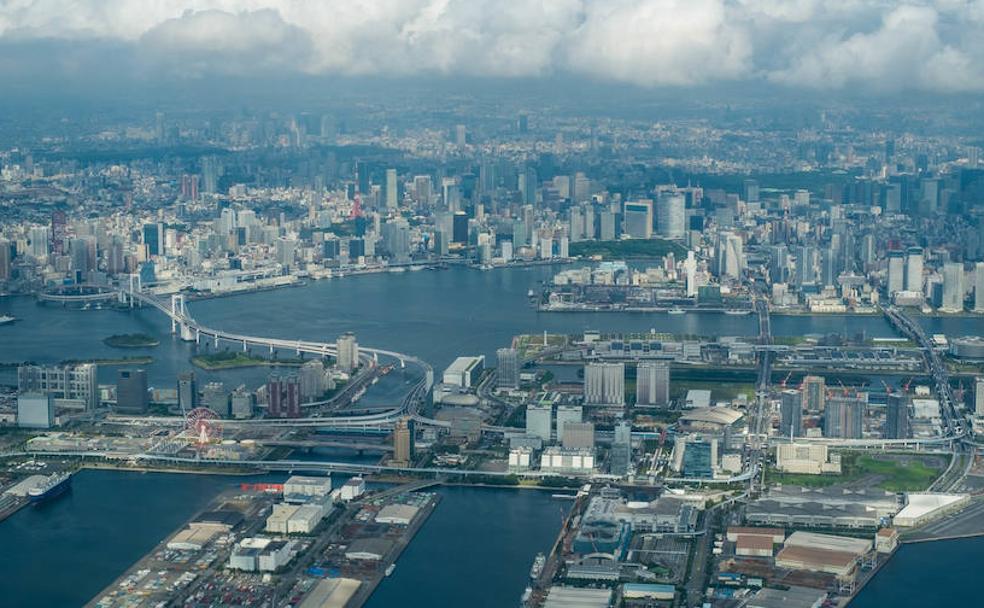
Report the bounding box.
[2,2,984,607]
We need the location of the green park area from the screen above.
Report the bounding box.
[191,351,305,370]
[770,452,943,492]
[569,238,686,260]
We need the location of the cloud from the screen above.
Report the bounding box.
[0,0,983,92]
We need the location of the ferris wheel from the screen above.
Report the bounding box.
[185,407,223,446]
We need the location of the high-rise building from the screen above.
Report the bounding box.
[496,348,520,389]
[887,250,905,296]
[636,361,670,407]
[230,386,254,420]
[623,200,653,239]
[905,247,924,294]
[336,332,359,372]
[526,403,552,442]
[143,222,164,257]
[177,372,198,412]
[0,240,11,280]
[975,262,984,313]
[385,168,398,209]
[18,364,98,410]
[555,405,583,445]
[116,369,149,413]
[780,389,803,437]
[298,360,327,401]
[656,192,685,239]
[824,395,865,439]
[609,421,633,476]
[802,376,826,413]
[975,377,984,417]
[562,422,595,449]
[392,416,414,467]
[202,382,228,417]
[942,262,965,312]
[583,362,625,407]
[268,375,301,418]
[885,393,909,439]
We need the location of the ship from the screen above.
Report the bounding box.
[28,472,72,504]
[529,552,546,580]
[385,564,396,577]
[724,309,751,315]
[0,315,16,325]
[667,307,686,315]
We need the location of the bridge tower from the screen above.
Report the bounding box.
[126,274,142,308]
[170,294,195,341]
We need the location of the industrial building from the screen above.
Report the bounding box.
[893,493,970,527]
[339,477,366,501]
[284,475,332,503]
[745,487,899,529]
[442,356,485,388]
[228,538,295,572]
[344,538,394,561]
[375,503,419,525]
[747,585,825,608]
[539,447,595,474]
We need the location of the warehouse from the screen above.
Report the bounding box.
[736,534,775,557]
[542,586,612,608]
[284,475,332,503]
[375,503,419,525]
[266,503,301,533]
[228,538,295,572]
[747,585,825,608]
[167,526,220,551]
[775,545,859,578]
[726,527,784,544]
[622,583,675,601]
[442,356,485,388]
[287,504,325,534]
[299,578,362,608]
[784,531,872,555]
[344,538,394,561]
[893,493,970,527]
[339,477,366,501]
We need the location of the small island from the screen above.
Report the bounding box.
[191,351,305,370]
[103,333,160,348]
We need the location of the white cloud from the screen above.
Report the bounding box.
[0,0,983,92]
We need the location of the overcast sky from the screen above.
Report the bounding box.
[1,1,983,94]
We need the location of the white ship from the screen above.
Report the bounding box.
[0,315,16,325]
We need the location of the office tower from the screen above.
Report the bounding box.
[975,263,984,312]
[887,250,905,296]
[780,389,803,437]
[539,235,553,259]
[381,218,410,261]
[452,211,469,244]
[975,377,984,416]
[583,362,625,407]
[385,168,398,209]
[656,192,685,239]
[28,226,49,259]
[519,166,537,205]
[17,393,55,429]
[51,210,66,255]
[230,386,254,419]
[795,245,817,286]
[336,333,359,372]
[496,348,520,389]
[0,240,10,280]
[905,247,924,294]
[556,405,583,445]
[568,206,585,241]
[824,395,864,439]
[636,361,670,407]
[681,436,718,478]
[177,372,198,412]
[413,175,432,205]
[433,228,449,257]
[143,222,164,256]
[609,421,633,476]
[454,124,466,147]
[202,382,229,417]
[268,375,301,418]
[392,416,414,467]
[718,232,745,279]
[526,403,552,442]
[517,113,529,133]
[623,199,653,239]
[942,262,965,311]
[885,393,909,439]
[116,369,149,413]
[802,376,826,413]
[298,360,327,401]
[684,251,698,297]
[275,237,298,270]
[742,179,760,203]
[599,210,617,241]
[18,364,98,410]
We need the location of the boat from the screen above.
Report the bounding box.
[521,586,533,605]
[551,494,576,500]
[0,315,16,325]
[667,307,686,315]
[529,553,546,580]
[724,309,751,315]
[28,472,72,504]
[527,289,535,298]
[385,564,396,577]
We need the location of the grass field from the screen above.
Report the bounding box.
[191,351,305,370]
[569,238,687,260]
[770,452,943,492]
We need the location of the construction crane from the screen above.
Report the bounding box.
[780,371,794,389]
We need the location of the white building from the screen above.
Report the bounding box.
[17,393,54,428]
[284,475,332,503]
[539,447,595,473]
[584,362,625,407]
[340,477,366,501]
[442,356,485,389]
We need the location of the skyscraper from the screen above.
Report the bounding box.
[336,333,359,372]
[609,421,633,476]
[177,372,198,412]
[526,403,552,442]
[942,262,965,312]
[975,262,984,313]
[584,362,625,407]
[623,200,653,239]
[116,369,149,414]
[824,395,864,439]
[268,375,301,418]
[656,192,685,239]
[385,168,398,209]
[636,361,670,407]
[555,405,583,445]
[802,376,826,413]
[887,250,905,296]
[905,247,924,294]
[780,389,803,437]
[885,393,909,439]
[496,348,520,389]
[392,416,414,467]
[143,222,164,257]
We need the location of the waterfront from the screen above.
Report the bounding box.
[0,264,980,607]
